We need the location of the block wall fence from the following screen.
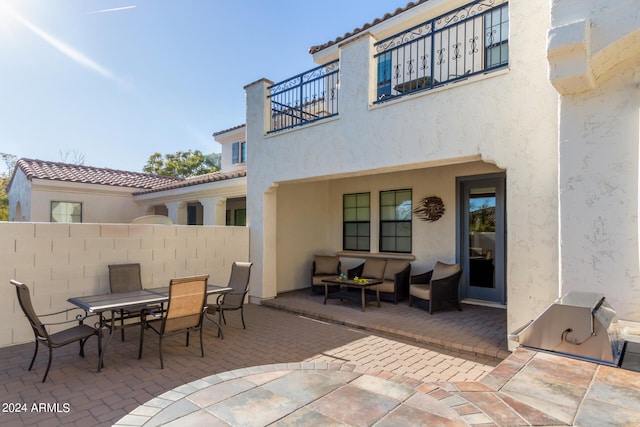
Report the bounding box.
[0,222,249,348]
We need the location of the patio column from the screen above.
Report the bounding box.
[245,78,275,303]
[165,201,187,225]
[200,197,226,225]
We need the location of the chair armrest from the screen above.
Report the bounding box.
[347,263,364,279]
[430,271,463,300]
[39,306,88,318]
[394,264,412,298]
[430,270,462,287]
[40,309,100,327]
[411,270,433,285]
[395,264,412,283]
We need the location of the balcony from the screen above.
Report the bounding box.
[267,0,508,133]
[376,0,509,102]
[268,60,339,133]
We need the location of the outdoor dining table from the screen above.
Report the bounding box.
[68,284,231,372]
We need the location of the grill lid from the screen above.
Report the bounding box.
[509,291,624,366]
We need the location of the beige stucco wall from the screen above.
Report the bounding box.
[7,169,32,221]
[134,177,247,226]
[551,0,640,320]
[213,125,247,173]
[246,0,559,347]
[275,162,502,294]
[25,178,144,223]
[0,222,249,348]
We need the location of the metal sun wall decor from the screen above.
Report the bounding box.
[413,196,445,222]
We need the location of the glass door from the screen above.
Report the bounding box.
[459,175,506,304]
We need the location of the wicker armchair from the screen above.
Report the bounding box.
[10,279,102,382]
[310,256,341,295]
[410,261,462,314]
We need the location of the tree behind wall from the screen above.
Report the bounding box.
[0,153,17,221]
[143,150,220,178]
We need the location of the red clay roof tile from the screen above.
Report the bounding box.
[15,158,182,190]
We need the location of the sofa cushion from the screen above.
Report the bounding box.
[410,284,431,300]
[383,260,410,281]
[362,259,387,279]
[431,261,461,281]
[374,279,395,293]
[314,256,339,275]
[312,275,340,286]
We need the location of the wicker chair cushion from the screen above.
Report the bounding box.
[374,280,396,293]
[410,284,431,300]
[314,256,340,275]
[312,275,338,285]
[431,261,461,281]
[383,260,409,281]
[362,259,387,279]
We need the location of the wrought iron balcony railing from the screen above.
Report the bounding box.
[266,0,508,132]
[375,0,509,103]
[268,60,339,133]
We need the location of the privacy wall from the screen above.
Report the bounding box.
[0,222,249,348]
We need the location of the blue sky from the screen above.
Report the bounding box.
[0,0,404,174]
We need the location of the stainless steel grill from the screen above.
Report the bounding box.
[509,291,639,371]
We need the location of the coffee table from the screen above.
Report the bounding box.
[321,278,383,311]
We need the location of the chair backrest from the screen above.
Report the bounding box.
[228,262,252,294]
[313,256,340,275]
[431,261,461,282]
[222,262,253,307]
[10,280,48,340]
[163,275,208,334]
[109,263,143,294]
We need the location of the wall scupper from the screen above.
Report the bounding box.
[548,5,640,95]
[547,19,595,95]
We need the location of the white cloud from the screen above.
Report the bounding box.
[88,6,137,14]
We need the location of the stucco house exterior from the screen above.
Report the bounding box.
[5,0,640,352]
[241,0,640,347]
[7,125,247,226]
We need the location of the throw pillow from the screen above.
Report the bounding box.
[314,256,339,275]
[362,259,387,279]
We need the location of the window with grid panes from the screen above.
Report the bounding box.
[485,4,509,68]
[50,201,82,223]
[380,189,412,253]
[343,193,370,251]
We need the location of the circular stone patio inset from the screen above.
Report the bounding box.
[114,362,495,426]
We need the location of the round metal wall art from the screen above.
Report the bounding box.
[413,196,445,222]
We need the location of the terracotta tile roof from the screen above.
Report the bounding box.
[308,0,428,54]
[14,158,182,190]
[133,169,247,195]
[212,124,246,137]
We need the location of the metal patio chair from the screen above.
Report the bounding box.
[138,275,208,369]
[206,262,252,336]
[108,263,161,341]
[10,279,102,383]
